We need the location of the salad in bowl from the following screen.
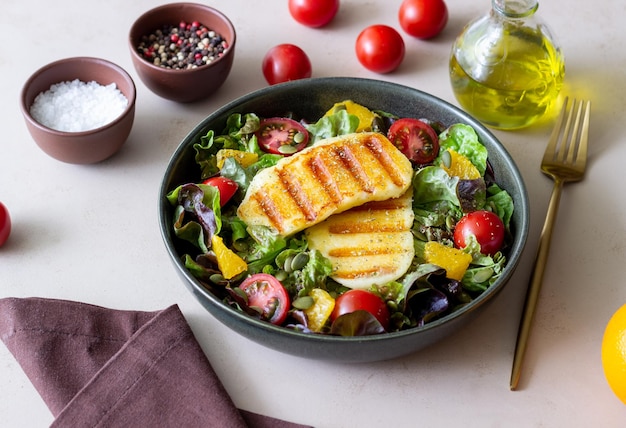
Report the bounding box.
[159,77,528,362]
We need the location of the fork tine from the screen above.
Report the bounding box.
[543,97,569,164]
[543,98,591,170]
[564,100,581,164]
[575,100,591,169]
[557,98,576,164]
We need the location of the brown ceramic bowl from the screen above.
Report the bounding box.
[20,57,136,164]
[128,3,236,103]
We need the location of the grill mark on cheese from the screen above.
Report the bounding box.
[362,135,409,188]
[252,190,284,232]
[334,266,399,280]
[328,245,410,257]
[307,155,343,204]
[334,145,375,193]
[327,222,400,234]
[351,198,408,211]
[277,168,317,222]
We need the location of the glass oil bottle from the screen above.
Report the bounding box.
[449,0,565,130]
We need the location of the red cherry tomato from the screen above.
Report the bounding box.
[331,289,390,330]
[355,25,405,74]
[387,118,440,164]
[255,117,310,155]
[239,273,291,325]
[0,202,11,247]
[262,44,312,85]
[202,176,238,207]
[288,0,339,28]
[398,0,448,39]
[454,210,505,256]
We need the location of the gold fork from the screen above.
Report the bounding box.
[510,97,591,390]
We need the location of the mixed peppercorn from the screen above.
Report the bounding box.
[137,21,228,69]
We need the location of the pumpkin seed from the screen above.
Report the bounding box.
[274,270,288,282]
[293,132,306,144]
[292,296,314,310]
[283,254,295,272]
[232,287,248,304]
[445,215,457,230]
[441,150,451,168]
[472,268,494,283]
[232,240,249,252]
[210,273,226,284]
[278,144,298,155]
[290,252,310,271]
[412,229,427,241]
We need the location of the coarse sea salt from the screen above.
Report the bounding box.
[30,79,128,132]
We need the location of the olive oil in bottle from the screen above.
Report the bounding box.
[450,0,564,130]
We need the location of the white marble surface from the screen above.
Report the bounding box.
[1,0,625,426]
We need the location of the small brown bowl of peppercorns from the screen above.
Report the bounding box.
[129,3,236,103]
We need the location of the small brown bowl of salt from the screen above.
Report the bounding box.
[20,57,136,164]
[128,3,236,103]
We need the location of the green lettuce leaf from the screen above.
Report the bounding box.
[305,110,359,143]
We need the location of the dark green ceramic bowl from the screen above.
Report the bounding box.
[159,77,529,363]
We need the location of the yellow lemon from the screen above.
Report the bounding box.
[601,303,626,404]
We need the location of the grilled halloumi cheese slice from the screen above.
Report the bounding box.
[237,132,413,236]
[305,190,415,289]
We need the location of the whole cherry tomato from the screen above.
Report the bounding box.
[0,202,11,247]
[202,176,238,207]
[355,25,405,74]
[454,210,505,256]
[331,289,390,330]
[398,0,448,39]
[288,0,339,28]
[262,44,312,85]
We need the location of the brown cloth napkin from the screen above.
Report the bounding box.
[0,297,310,428]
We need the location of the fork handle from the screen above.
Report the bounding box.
[510,177,564,390]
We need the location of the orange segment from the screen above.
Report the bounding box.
[424,241,472,281]
[211,235,247,279]
[441,149,481,180]
[324,100,378,132]
[216,149,258,169]
[304,288,335,332]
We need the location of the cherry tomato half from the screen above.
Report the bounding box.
[288,0,339,28]
[255,117,310,155]
[239,273,291,325]
[355,25,405,74]
[202,176,238,207]
[0,202,11,247]
[387,118,440,164]
[398,0,448,39]
[331,289,390,330]
[262,44,312,85]
[454,210,505,256]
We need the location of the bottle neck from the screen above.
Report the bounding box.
[492,0,538,18]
